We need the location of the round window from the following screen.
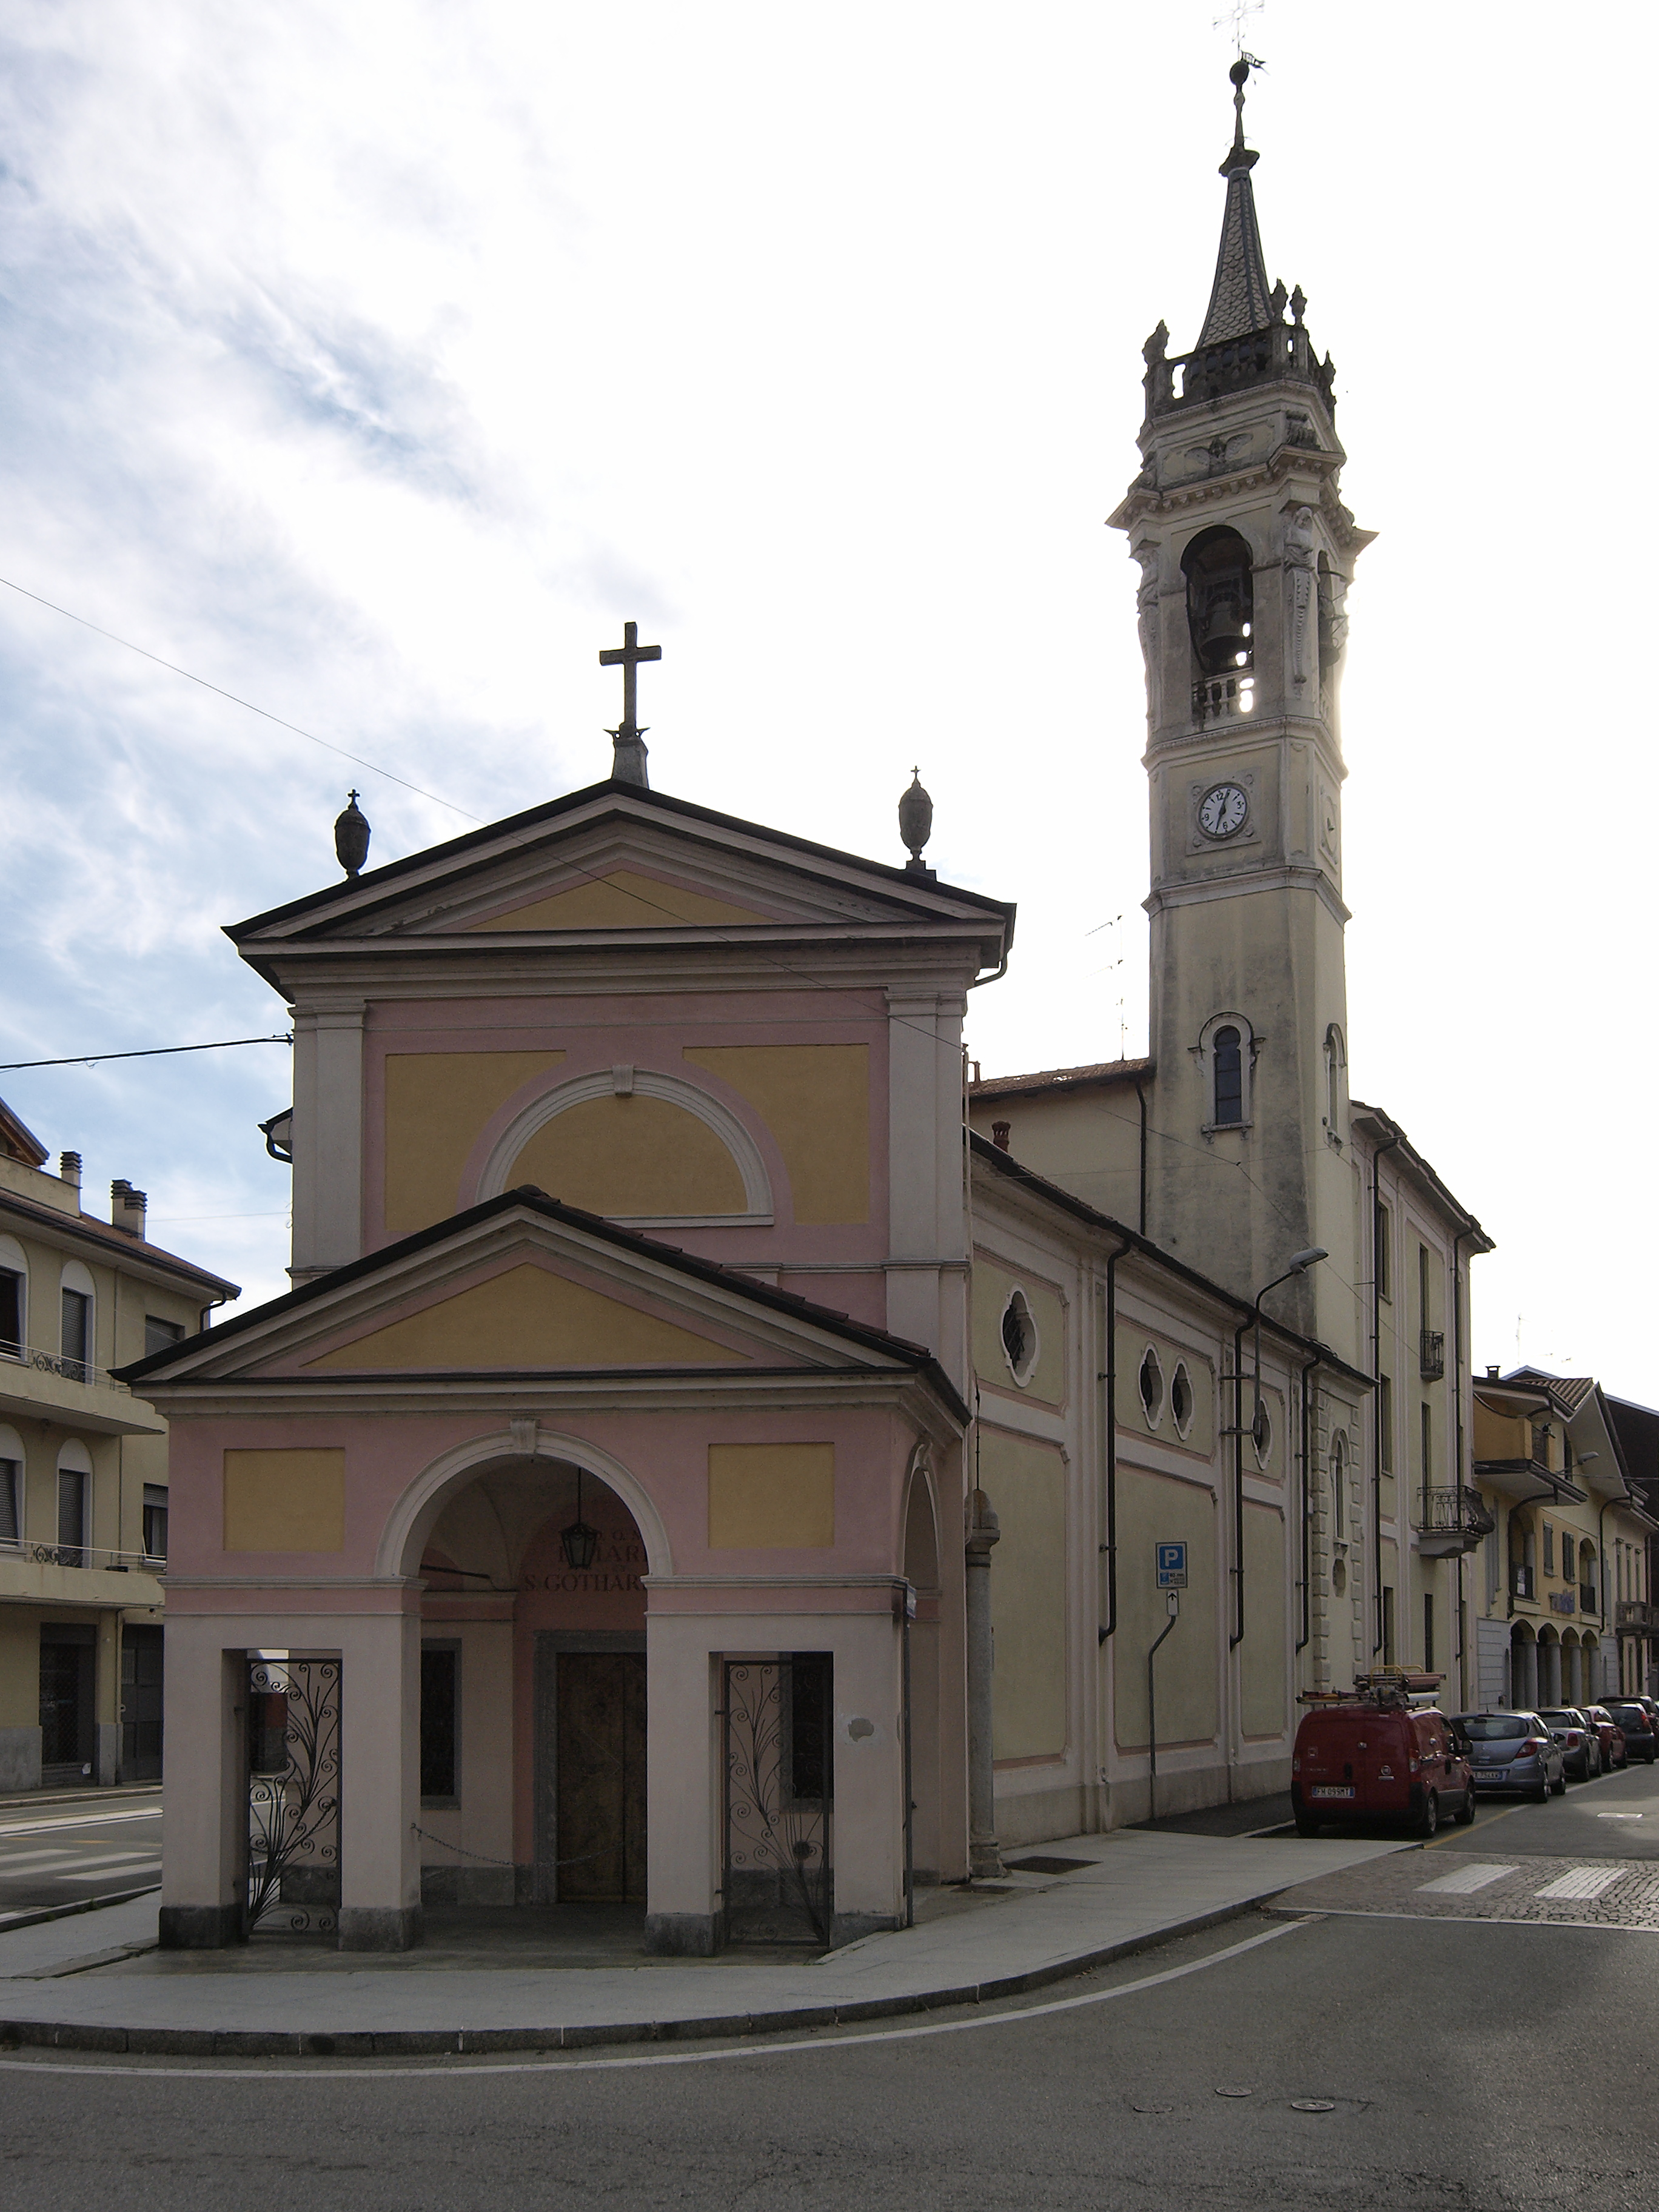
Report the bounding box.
[1138,1347,1164,1427]
[1000,1289,1038,1386]
[1170,1361,1194,1437]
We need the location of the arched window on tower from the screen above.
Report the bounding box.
[1213,1027,1244,1125]
[1183,526,1255,722]
[1198,1013,1254,1130]
[1324,1024,1346,1147]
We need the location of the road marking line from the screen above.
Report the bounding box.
[1535,1867,1621,1900]
[0,1809,162,1841]
[1416,1863,1518,1895]
[0,1915,1319,2082]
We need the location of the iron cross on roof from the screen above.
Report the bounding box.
[599,620,661,789]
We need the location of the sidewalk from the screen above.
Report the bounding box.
[0,1825,1414,2057]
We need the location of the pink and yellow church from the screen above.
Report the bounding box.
[130,774,1012,1951]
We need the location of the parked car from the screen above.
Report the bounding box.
[1538,1708,1601,1781]
[1449,1712,1566,1801]
[1604,1701,1658,1764]
[1292,1691,1475,1838]
[1583,1704,1629,1770]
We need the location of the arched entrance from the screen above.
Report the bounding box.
[1537,1624,1561,1708]
[414,1453,649,1914]
[1510,1621,1537,1709]
[902,1461,943,1885]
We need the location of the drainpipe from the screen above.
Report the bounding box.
[1097,1234,1137,1649]
[1450,1224,1475,1703]
[1131,1077,1149,1236]
[1371,1133,1401,1655]
[1230,1316,1250,1650]
[1298,1347,1324,1657]
[964,1481,1002,1881]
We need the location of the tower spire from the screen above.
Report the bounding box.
[1196,57,1275,349]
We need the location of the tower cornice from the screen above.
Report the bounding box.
[1109,446,1372,558]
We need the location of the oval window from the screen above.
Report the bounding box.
[1139,1346,1164,1428]
[1252,1401,1273,1467]
[1170,1361,1194,1438]
[1000,1290,1038,1386]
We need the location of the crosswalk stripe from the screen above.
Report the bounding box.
[1535,1867,1621,1900]
[1417,1863,1518,1895]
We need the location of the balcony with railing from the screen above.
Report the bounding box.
[1419,1330,1446,1381]
[1191,669,1256,724]
[0,1339,164,1436]
[0,1536,166,1593]
[1144,320,1336,421]
[1615,1599,1659,1637]
[1413,1486,1495,1557]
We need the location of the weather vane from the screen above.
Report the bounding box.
[1213,0,1264,60]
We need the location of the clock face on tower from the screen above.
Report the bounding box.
[1198,782,1249,840]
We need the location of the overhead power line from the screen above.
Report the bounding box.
[0,1034,293,1072]
[0,574,480,822]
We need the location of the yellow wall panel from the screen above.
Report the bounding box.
[465,870,770,931]
[223,1449,346,1553]
[306,1262,743,1372]
[384,1052,564,1236]
[509,1096,747,1216]
[974,1260,1065,1406]
[685,1046,869,1225]
[707,1443,834,1549]
[980,1428,1068,1760]
[1114,1470,1218,1749]
[1241,1501,1288,1737]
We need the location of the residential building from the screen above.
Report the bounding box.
[1469,1369,1657,1709]
[0,1094,236,1792]
[1604,1393,1659,1695]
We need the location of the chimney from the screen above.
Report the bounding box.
[991,1121,1011,1151]
[1486,1364,1500,1379]
[59,1151,82,1192]
[110,1179,147,1239]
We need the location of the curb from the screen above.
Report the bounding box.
[0,1891,1284,2059]
[0,1886,161,1939]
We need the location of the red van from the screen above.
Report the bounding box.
[1291,1676,1476,1838]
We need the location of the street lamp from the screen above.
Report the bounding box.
[1230,1247,1327,1649]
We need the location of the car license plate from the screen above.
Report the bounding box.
[1309,1786,1354,1800]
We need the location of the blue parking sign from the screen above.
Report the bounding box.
[1156,1541,1188,1589]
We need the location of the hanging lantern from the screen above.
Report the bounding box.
[560,1467,599,1571]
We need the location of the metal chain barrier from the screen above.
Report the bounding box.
[411,1823,615,1871]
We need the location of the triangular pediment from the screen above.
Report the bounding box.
[228,780,1014,976]
[303,1259,740,1373]
[117,1189,953,1401]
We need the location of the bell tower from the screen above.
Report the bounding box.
[1108,60,1373,1349]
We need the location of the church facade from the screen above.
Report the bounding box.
[129,63,1607,1951]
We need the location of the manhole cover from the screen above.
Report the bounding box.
[1005,1855,1094,1875]
[1214,2086,1253,2098]
[1291,2100,1336,2113]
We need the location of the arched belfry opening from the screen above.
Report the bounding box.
[415,1455,648,1917]
[1183,526,1255,716]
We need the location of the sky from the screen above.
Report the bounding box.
[0,2,1653,1399]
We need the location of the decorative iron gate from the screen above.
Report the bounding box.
[722,1655,833,1946]
[246,1656,340,1937]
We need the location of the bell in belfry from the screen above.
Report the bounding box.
[334,789,371,879]
[898,769,934,877]
[1199,594,1250,672]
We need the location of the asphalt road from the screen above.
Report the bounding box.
[1435,1753,1659,1860]
[0,1792,162,1913]
[2,1903,1656,2210]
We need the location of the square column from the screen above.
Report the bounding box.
[337,1612,423,1950]
[158,1624,249,1949]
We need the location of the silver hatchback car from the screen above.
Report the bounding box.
[1449,1712,1567,1800]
